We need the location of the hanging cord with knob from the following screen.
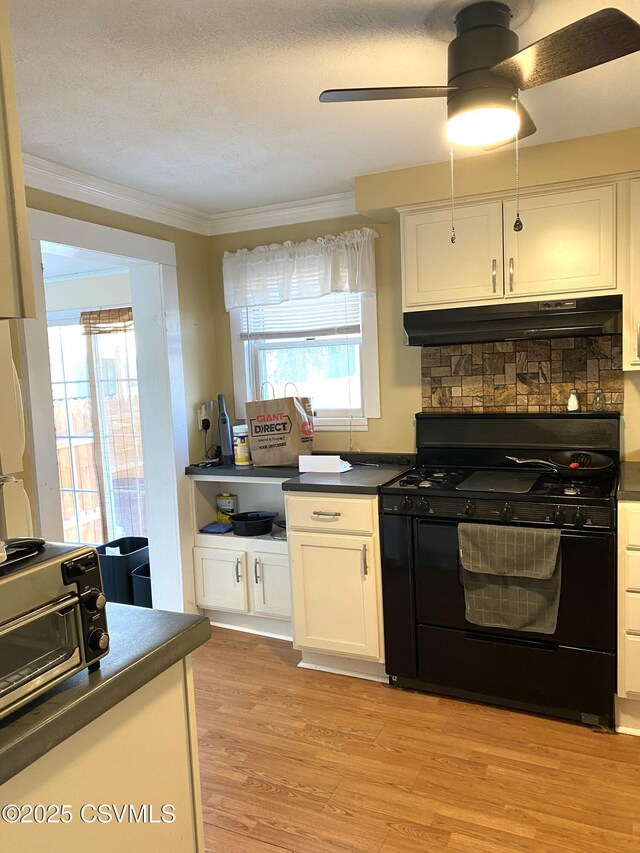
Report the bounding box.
[449,143,456,244]
[513,96,523,232]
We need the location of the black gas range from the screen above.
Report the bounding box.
[380,413,619,729]
[382,459,616,530]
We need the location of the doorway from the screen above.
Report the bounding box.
[43,244,145,546]
[21,210,194,614]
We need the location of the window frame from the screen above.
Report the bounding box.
[230,292,380,431]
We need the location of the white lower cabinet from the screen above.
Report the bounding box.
[194,544,291,620]
[288,530,380,659]
[285,491,384,664]
[617,502,640,717]
[194,547,247,613]
[251,550,291,619]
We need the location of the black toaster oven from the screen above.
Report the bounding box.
[0,540,110,721]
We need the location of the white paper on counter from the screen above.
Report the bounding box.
[298,455,352,473]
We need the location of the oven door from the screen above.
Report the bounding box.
[414,520,615,651]
[0,595,83,719]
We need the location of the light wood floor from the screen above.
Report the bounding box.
[192,628,640,853]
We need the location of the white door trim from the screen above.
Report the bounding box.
[20,209,194,614]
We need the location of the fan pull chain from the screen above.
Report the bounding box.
[513,97,523,232]
[449,144,456,244]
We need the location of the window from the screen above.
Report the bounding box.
[230,291,379,429]
[224,227,380,430]
[47,309,146,544]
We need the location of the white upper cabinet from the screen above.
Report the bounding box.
[401,182,617,312]
[503,185,615,298]
[402,201,504,308]
[623,179,640,371]
[0,3,35,319]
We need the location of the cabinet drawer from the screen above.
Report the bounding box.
[286,494,375,534]
[623,633,640,695]
[624,549,640,591]
[622,504,640,547]
[625,592,640,633]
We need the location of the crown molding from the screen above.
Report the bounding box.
[22,153,358,237]
[22,154,212,235]
[207,191,357,235]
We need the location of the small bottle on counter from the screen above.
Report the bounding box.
[567,389,580,412]
[592,388,606,412]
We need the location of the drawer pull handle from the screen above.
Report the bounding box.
[361,544,368,576]
[254,557,260,584]
[508,257,514,292]
[312,511,342,518]
[491,258,497,293]
[637,322,640,362]
[234,557,241,583]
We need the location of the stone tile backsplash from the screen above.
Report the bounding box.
[421,334,623,414]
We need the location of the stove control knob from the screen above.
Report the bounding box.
[417,498,430,513]
[84,589,107,612]
[551,508,565,526]
[401,496,414,512]
[500,503,514,522]
[463,501,475,517]
[88,628,109,653]
[573,508,587,528]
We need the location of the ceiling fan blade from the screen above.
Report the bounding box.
[319,86,455,103]
[490,8,640,90]
[483,104,536,151]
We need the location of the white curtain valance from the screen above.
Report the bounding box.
[222,227,378,311]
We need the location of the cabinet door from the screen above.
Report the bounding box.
[193,547,247,612]
[503,185,615,298]
[250,550,291,619]
[624,180,640,370]
[288,531,380,659]
[402,201,504,308]
[0,322,25,473]
[0,4,35,318]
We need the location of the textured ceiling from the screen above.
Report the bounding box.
[10,0,640,214]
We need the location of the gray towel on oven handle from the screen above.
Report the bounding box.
[458,523,562,634]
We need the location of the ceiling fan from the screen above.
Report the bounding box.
[319,2,640,148]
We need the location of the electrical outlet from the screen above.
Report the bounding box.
[197,400,214,430]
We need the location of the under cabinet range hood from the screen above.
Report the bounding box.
[404,295,622,346]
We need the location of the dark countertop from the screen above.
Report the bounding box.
[186,463,294,478]
[0,603,210,786]
[282,465,409,494]
[618,462,640,501]
[187,453,413,495]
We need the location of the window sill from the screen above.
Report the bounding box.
[314,417,368,432]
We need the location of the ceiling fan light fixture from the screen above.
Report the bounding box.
[446,105,520,146]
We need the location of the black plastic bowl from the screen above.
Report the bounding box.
[228,511,278,536]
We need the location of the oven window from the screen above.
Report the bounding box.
[0,606,81,707]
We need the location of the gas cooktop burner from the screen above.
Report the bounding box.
[399,469,467,490]
[542,482,603,498]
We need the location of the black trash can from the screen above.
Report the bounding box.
[132,563,152,608]
[97,536,149,605]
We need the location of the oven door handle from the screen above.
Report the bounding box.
[0,594,80,638]
[464,631,555,651]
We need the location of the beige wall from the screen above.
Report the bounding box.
[211,127,640,458]
[210,216,421,453]
[21,125,640,464]
[24,188,216,462]
[356,127,640,214]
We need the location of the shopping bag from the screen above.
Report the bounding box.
[246,385,314,467]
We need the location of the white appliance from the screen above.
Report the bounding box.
[0,320,33,538]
